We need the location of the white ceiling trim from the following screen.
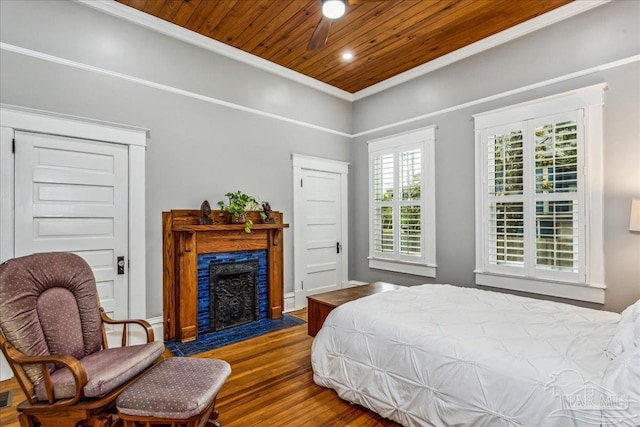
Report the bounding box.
[78,0,608,102]
[352,55,639,138]
[3,41,635,140]
[353,0,610,100]
[0,42,352,138]
[77,0,354,102]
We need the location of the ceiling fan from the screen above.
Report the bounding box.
[307,0,348,50]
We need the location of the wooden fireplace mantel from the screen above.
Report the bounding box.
[162,209,289,342]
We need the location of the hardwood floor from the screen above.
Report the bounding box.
[0,309,399,426]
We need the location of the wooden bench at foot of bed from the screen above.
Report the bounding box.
[306,282,405,337]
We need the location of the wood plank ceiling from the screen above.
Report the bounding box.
[116,0,573,94]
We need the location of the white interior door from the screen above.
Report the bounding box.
[293,155,349,308]
[13,131,129,319]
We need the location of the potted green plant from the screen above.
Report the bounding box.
[217,190,264,233]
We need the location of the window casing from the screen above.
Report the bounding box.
[474,84,605,303]
[368,126,436,277]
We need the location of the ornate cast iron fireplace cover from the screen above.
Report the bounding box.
[209,260,260,332]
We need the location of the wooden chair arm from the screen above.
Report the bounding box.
[2,340,87,405]
[100,308,155,347]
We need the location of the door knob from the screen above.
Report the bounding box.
[117,256,125,275]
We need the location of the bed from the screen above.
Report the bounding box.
[311,284,639,426]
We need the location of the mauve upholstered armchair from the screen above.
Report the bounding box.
[0,252,165,427]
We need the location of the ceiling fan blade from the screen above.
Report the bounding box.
[307,17,332,50]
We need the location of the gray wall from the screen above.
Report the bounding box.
[351,1,640,313]
[0,0,352,318]
[1,0,638,319]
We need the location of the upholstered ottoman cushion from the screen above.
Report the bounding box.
[116,357,231,420]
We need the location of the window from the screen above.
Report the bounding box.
[368,126,436,277]
[474,84,605,303]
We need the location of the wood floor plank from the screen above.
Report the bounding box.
[0,309,399,426]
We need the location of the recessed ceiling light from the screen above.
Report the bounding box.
[342,52,353,61]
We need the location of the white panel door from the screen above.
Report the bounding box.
[299,169,343,298]
[14,131,129,319]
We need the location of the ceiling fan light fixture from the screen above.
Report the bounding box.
[322,0,347,20]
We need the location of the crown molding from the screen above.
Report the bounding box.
[352,0,611,100]
[76,0,354,102]
[3,40,635,140]
[0,42,352,138]
[352,55,638,138]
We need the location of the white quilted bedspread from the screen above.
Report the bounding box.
[311,284,621,427]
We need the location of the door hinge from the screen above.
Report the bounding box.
[300,178,303,187]
[301,280,304,290]
[12,138,15,154]
[336,242,342,254]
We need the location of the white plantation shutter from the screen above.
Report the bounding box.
[477,101,589,285]
[373,153,394,253]
[480,112,584,281]
[474,85,605,302]
[488,201,524,266]
[369,127,436,277]
[535,200,579,272]
[488,130,524,197]
[371,145,423,261]
[374,206,393,253]
[486,126,525,271]
[399,149,421,256]
[531,112,584,282]
[400,205,421,255]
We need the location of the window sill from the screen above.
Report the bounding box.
[369,258,436,278]
[475,272,605,304]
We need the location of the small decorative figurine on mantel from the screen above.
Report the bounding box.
[261,202,276,224]
[199,200,213,225]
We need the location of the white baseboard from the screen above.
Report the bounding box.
[147,316,164,342]
[289,281,370,311]
[346,280,368,288]
[284,292,295,313]
[0,352,12,381]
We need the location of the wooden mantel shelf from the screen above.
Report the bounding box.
[173,223,288,232]
[163,209,289,342]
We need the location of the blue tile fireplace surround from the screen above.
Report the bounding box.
[197,250,268,336]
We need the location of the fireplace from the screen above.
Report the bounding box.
[163,209,288,342]
[209,260,259,331]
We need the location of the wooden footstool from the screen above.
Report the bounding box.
[116,357,231,427]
